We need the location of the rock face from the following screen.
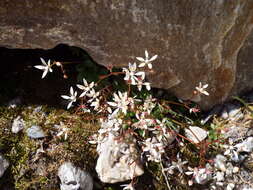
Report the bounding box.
[58,162,93,190]
[233,31,253,97]
[1,1,253,109]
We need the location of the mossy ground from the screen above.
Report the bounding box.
[0,102,252,189]
[0,104,201,190]
[0,105,170,190]
[0,105,99,190]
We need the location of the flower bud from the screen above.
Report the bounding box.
[55,61,62,66]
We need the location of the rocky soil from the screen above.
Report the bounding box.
[0,88,253,190]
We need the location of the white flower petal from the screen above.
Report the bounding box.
[145,50,149,59]
[83,78,88,86]
[203,84,208,88]
[185,171,194,175]
[124,75,130,81]
[90,82,95,88]
[136,57,145,62]
[67,101,73,109]
[108,102,117,107]
[135,71,145,78]
[64,133,68,140]
[132,62,137,71]
[145,83,151,91]
[118,91,123,98]
[123,70,130,81]
[42,69,48,78]
[34,65,46,70]
[77,84,85,90]
[112,108,119,116]
[107,107,112,113]
[79,91,86,97]
[138,62,146,67]
[40,57,47,65]
[203,91,209,96]
[61,95,70,100]
[137,84,142,91]
[150,54,158,62]
[47,59,51,66]
[148,63,153,69]
[70,87,74,95]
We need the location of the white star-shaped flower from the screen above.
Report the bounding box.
[98,118,122,134]
[142,138,165,162]
[90,98,100,111]
[134,78,151,91]
[76,78,95,97]
[223,143,239,161]
[34,58,53,79]
[107,91,130,115]
[133,112,154,132]
[123,62,145,85]
[165,154,188,174]
[143,95,156,114]
[86,89,100,100]
[56,123,69,140]
[61,87,78,109]
[136,50,158,69]
[195,82,209,96]
[185,166,212,185]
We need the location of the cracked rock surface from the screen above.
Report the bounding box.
[1,1,253,109]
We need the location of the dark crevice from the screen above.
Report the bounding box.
[0,43,107,107]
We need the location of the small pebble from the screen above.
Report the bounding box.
[26,125,45,139]
[12,116,25,133]
[0,154,9,178]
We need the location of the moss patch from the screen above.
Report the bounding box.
[0,105,99,190]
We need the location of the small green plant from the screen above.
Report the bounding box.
[34,50,227,189]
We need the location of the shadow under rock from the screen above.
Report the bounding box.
[0,44,105,108]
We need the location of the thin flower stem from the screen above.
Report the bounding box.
[162,100,190,109]
[96,71,124,85]
[57,61,83,65]
[170,118,185,127]
[127,83,131,96]
[176,133,199,146]
[160,161,171,190]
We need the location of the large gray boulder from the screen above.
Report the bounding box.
[1,0,253,109]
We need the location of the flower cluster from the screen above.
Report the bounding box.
[35,50,214,190]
